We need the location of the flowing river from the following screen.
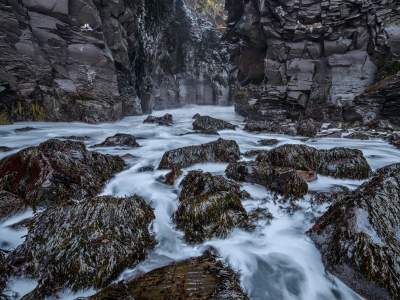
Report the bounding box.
[1,105,399,300]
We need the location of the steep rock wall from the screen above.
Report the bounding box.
[0,0,229,123]
[226,0,400,124]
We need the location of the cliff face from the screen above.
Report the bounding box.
[226,0,400,124]
[0,0,229,123]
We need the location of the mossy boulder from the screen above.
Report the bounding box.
[93,134,139,148]
[257,144,371,179]
[158,138,240,169]
[8,195,156,299]
[87,251,249,300]
[0,139,125,208]
[143,113,173,126]
[226,161,308,198]
[174,171,249,243]
[193,115,236,134]
[308,163,400,299]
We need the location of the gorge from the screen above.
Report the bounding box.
[0,0,400,300]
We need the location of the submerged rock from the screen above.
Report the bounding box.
[193,115,236,134]
[257,144,371,179]
[0,191,26,220]
[345,132,370,140]
[158,138,240,169]
[87,251,249,300]
[0,139,124,207]
[143,114,173,126]
[174,171,248,243]
[57,136,91,141]
[226,161,308,198]
[8,196,156,298]
[258,139,279,146]
[93,134,139,148]
[14,127,37,133]
[308,163,400,299]
[0,146,12,152]
[389,133,400,148]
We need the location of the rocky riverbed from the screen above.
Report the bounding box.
[0,105,400,300]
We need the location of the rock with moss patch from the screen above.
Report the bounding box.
[86,251,249,300]
[93,134,139,148]
[193,115,236,134]
[0,139,125,208]
[226,161,308,198]
[158,138,240,169]
[143,114,173,126]
[174,171,249,243]
[8,195,156,299]
[257,144,371,179]
[308,163,400,300]
[244,121,297,135]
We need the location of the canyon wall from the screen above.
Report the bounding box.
[0,0,229,123]
[226,0,400,125]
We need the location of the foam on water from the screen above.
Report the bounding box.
[1,105,399,299]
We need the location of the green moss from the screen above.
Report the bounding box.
[0,111,10,125]
[32,102,46,121]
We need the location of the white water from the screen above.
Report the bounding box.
[1,105,399,299]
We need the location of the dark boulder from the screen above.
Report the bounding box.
[87,251,249,300]
[14,127,37,133]
[257,144,371,179]
[8,195,156,298]
[174,171,249,243]
[389,133,400,148]
[308,163,400,300]
[0,191,26,220]
[93,134,139,148]
[0,139,125,207]
[226,161,308,198]
[143,114,173,126]
[193,115,236,134]
[158,139,240,169]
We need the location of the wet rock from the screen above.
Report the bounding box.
[0,250,7,295]
[244,121,297,135]
[226,161,308,198]
[143,114,173,126]
[164,167,182,185]
[345,132,370,140]
[247,207,273,225]
[174,171,248,243]
[243,150,268,158]
[296,170,318,182]
[310,186,350,205]
[8,195,156,298]
[308,163,400,299]
[257,144,371,179]
[193,115,236,134]
[296,119,322,138]
[87,251,249,300]
[0,191,26,220]
[389,133,400,148]
[0,147,12,153]
[158,138,240,169]
[14,127,37,133]
[258,139,279,146]
[93,134,139,148]
[0,139,124,207]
